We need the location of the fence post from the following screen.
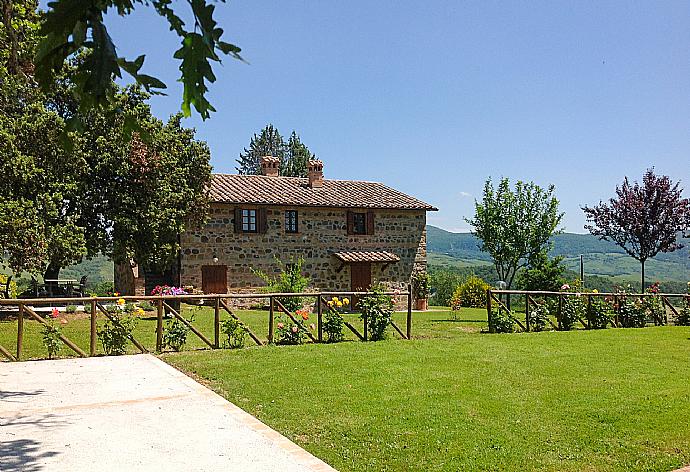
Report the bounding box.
[268,296,274,344]
[586,294,592,330]
[156,298,163,352]
[90,300,97,356]
[557,294,563,331]
[524,294,530,332]
[16,303,24,360]
[317,296,323,343]
[406,284,412,340]
[214,297,220,348]
[363,313,368,342]
[486,289,493,333]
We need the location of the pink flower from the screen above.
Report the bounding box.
[291,326,298,333]
[50,308,59,319]
[277,322,284,329]
[560,284,570,291]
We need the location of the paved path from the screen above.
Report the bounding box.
[0,355,337,472]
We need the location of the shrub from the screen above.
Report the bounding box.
[221,317,247,348]
[674,297,690,326]
[560,295,584,331]
[98,313,137,355]
[490,309,515,333]
[528,302,550,332]
[450,276,489,310]
[642,283,665,325]
[42,308,65,359]
[429,270,465,307]
[323,308,344,343]
[586,295,613,329]
[359,284,394,341]
[162,315,193,352]
[254,257,310,312]
[91,281,115,297]
[275,309,314,345]
[618,298,647,328]
[65,304,78,314]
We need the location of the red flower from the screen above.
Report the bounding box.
[50,308,59,319]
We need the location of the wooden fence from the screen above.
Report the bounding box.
[486,289,689,333]
[0,287,413,362]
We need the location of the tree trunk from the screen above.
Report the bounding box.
[44,262,61,296]
[641,259,645,292]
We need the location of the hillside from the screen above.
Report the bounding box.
[426,225,690,282]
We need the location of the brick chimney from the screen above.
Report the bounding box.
[260,156,280,177]
[307,159,324,188]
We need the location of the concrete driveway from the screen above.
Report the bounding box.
[0,355,336,472]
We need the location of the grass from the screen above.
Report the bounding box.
[0,304,484,360]
[165,327,690,472]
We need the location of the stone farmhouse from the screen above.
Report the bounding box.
[116,157,436,298]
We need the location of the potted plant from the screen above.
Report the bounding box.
[412,272,431,311]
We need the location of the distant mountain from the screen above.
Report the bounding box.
[426,225,690,281]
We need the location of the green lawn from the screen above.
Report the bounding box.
[165,327,690,472]
[0,305,484,360]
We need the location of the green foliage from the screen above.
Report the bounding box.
[412,272,431,299]
[254,257,310,312]
[560,295,584,331]
[586,296,613,329]
[618,298,647,328]
[674,297,690,326]
[0,274,17,298]
[35,0,242,119]
[220,317,247,349]
[98,313,136,355]
[162,315,193,352]
[236,124,317,177]
[490,309,515,333]
[450,276,489,310]
[65,304,77,314]
[429,269,465,307]
[323,308,344,343]
[90,281,115,297]
[528,302,550,332]
[517,251,567,292]
[41,314,64,359]
[359,284,394,341]
[466,177,563,288]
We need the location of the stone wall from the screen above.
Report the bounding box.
[179,204,427,296]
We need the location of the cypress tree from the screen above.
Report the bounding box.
[236,124,286,174]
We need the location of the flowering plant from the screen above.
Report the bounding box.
[42,307,67,359]
[275,310,314,345]
[151,285,188,296]
[326,296,349,311]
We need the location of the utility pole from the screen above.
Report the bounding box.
[580,254,584,288]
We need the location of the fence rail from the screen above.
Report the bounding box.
[486,289,689,333]
[0,287,413,362]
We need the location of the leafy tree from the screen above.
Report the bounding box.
[236,125,316,177]
[33,0,243,119]
[516,251,567,292]
[466,178,563,289]
[583,169,690,290]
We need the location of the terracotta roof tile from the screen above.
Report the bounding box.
[333,251,401,263]
[209,174,437,211]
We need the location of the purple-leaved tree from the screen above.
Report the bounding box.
[582,169,690,290]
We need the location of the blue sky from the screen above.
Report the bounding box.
[104,0,690,233]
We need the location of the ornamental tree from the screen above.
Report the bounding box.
[465,178,563,289]
[583,169,690,290]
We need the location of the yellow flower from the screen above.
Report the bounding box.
[117,298,125,306]
[592,289,599,294]
[343,298,350,305]
[327,300,334,307]
[332,296,339,303]
[335,300,343,307]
